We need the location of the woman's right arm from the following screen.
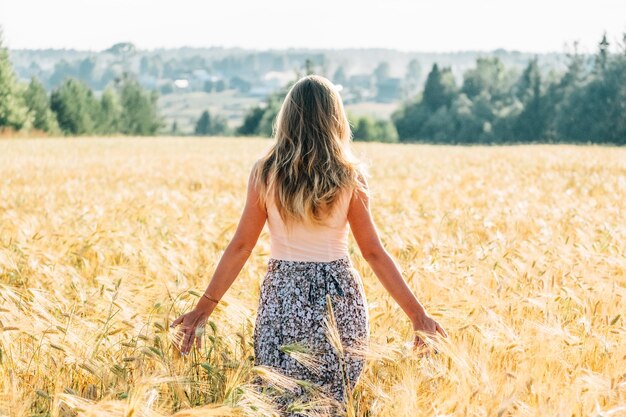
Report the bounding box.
[170,163,267,355]
[347,174,448,349]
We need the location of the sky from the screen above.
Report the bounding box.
[1,0,624,53]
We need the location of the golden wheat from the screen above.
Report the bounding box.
[0,137,625,417]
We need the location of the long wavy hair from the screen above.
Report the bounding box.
[253,75,369,226]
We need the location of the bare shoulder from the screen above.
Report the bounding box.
[350,167,371,206]
[250,157,262,176]
[248,158,264,188]
[347,167,383,258]
[247,158,267,213]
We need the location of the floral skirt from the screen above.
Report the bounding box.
[253,256,370,416]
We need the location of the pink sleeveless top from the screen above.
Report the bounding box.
[266,187,352,262]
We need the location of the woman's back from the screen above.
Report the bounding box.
[266,186,352,262]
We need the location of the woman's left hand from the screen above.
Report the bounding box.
[170,308,211,355]
[411,314,448,356]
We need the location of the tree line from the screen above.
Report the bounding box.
[2,29,624,144]
[1,33,162,136]
[2,35,387,139]
[391,34,625,144]
[234,33,625,145]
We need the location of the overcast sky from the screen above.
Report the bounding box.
[1,0,624,53]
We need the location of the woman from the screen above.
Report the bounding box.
[170,75,448,415]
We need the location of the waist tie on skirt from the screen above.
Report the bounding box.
[307,262,346,305]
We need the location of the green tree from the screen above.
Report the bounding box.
[373,119,399,143]
[556,51,626,143]
[116,74,162,135]
[23,76,59,134]
[50,78,99,135]
[194,109,229,136]
[96,87,122,134]
[461,57,510,101]
[237,106,266,136]
[513,59,548,141]
[422,64,457,111]
[391,93,429,141]
[458,57,519,142]
[353,116,376,141]
[595,33,610,73]
[449,93,483,142]
[540,42,586,140]
[392,64,458,142]
[0,29,30,131]
[351,114,399,143]
[195,110,211,135]
[421,106,456,142]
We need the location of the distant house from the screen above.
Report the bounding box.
[173,79,189,91]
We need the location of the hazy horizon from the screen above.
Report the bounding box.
[1,0,625,54]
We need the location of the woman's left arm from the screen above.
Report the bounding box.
[170,163,267,355]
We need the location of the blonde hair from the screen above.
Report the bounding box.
[253,74,368,226]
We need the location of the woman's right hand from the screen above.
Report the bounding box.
[411,313,448,355]
[170,307,212,355]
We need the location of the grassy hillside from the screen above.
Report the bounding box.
[0,137,624,416]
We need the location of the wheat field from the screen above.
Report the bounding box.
[0,137,625,417]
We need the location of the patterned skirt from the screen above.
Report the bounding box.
[253,256,370,416]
